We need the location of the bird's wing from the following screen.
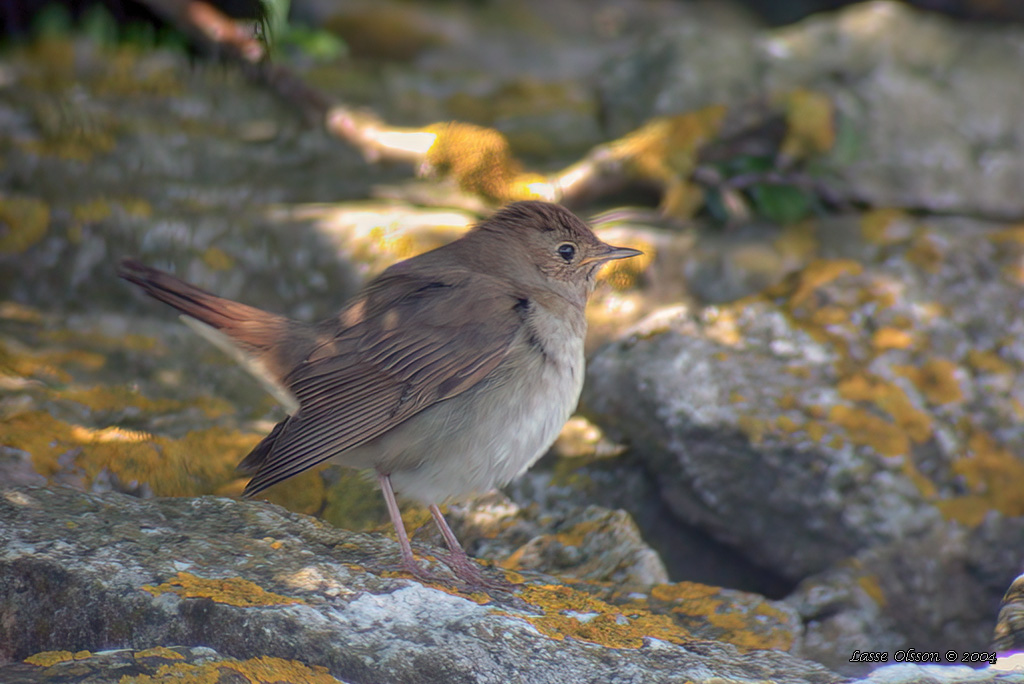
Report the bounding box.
[240,268,526,496]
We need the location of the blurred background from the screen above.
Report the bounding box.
[2,0,1024,675]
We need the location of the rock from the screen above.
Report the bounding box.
[582,215,1024,663]
[599,1,1024,219]
[0,484,845,684]
[1,646,355,684]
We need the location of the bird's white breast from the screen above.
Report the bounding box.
[387,301,586,505]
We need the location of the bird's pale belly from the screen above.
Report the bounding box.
[342,324,586,505]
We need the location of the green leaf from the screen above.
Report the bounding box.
[750,184,813,224]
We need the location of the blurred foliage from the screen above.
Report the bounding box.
[25,2,187,50]
[6,1,344,61]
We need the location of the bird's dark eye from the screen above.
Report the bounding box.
[557,242,576,262]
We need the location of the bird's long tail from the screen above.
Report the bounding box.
[118,258,300,413]
[118,259,288,352]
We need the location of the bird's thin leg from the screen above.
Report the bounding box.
[378,473,437,582]
[429,504,516,590]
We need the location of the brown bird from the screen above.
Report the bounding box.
[119,200,641,586]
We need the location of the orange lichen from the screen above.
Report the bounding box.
[780,259,864,309]
[856,574,887,607]
[142,572,305,607]
[133,647,185,661]
[511,584,690,649]
[120,655,341,684]
[937,429,1024,525]
[828,405,909,457]
[871,328,914,351]
[894,359,964,405]
[703,308,742,346]
[7,410,259,497]
[860,209,913,246]
[836,374,932,443]
[648,581,796,651]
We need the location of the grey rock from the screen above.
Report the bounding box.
[0,485,845,684]
[599,1,1024,219]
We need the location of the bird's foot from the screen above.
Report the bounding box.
[438,551,519,593]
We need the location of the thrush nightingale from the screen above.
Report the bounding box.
[119,200,641,586]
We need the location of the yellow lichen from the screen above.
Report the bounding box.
[93,47,182,98]
[836,374,931,443]
[860,208,913,246]
[201,247,235,271]
[703,308,742,347]
[0,195,50,254]
[120,655,341,684]
[965,350,1014,376]
[780,259,864,309]
[24,650,76,667]
[424,122,527,202]
[805,422,826,443]
[894,359,964,406]
[774,219,820,264]
[606,107,727,218]
[142,572,305,607]
[828,405,909,457]
[648,582,796,651]
[871,327,914,351]
[856,574,887,607]
[905,231,944,273]
[937,430,1024,525]
[133,647,185,661]
[779,89,835,160]
[737,415,767,445]
[511,584,690,649]
[72,198,114,224]
[775,415,800,433]
[6,410,259,497]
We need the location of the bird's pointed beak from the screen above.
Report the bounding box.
[580,243,643,266]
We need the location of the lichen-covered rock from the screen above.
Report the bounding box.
[2,647,353,684]
[582,214,1024,666]
[0,485,846,684]
[599,1,1024,219]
